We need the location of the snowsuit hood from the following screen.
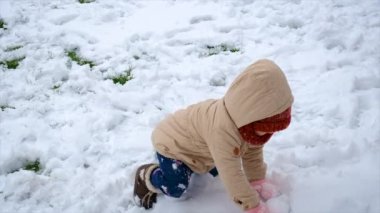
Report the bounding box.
[224,59,294,128]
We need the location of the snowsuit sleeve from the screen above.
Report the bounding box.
[242,145,267,182]
[209,130,260,211]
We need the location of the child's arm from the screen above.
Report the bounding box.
[243,145,280,201]
[242,146,267,182]
[209,131,261,211]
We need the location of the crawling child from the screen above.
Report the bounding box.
[134,59,294,213]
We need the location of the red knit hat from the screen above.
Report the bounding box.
[252,107,291,132]
[238,107,291,145]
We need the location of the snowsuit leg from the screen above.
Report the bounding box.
[150,152,193,198]
[209,167,218,177]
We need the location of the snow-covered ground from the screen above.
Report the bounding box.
[1,0,379,212]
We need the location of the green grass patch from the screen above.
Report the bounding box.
[23,160,41,173]
[112,68,133,85]
[67,49,95,68]
[0,19,6,29]
[5,45,23,52]
[0,105,15,111]
[78,0,95,3]
[52,85,61,90]
[7,159,41,174]
[0,57,25,69]
[204,44,240,56]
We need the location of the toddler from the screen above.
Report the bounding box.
[133,59,293,213]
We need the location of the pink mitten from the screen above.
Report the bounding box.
[250,179,280,200]
[245,202,269,213]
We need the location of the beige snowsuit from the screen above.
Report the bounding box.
[152,59,294,210]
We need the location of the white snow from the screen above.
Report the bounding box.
[172,163,178,170]
[1,0,379,213]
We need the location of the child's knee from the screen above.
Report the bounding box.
[166,181,189,198]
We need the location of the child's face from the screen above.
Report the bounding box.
[255,130,274,136]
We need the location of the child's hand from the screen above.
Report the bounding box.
[245,202,269,213]
[250,179,280,201]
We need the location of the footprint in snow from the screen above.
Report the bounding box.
[50,14,78,25]
[189,15,214,24]
[165,27,193,38]
[353,76,380,91]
